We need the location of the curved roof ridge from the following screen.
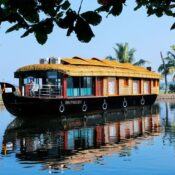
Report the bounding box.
[91,57,104,62]
[61,57,91,65]
[72,56,90,62]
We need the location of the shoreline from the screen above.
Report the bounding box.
[156,94,175,100]
[0,95,3,105]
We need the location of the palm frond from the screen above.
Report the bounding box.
[134,59,149,66]
[106,55,115,60]
[158,64,164,73]
[113,42,135,63]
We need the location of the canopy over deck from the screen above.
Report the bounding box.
[15,57,161,79]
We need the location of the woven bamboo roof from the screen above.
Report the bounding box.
[15,57,161,79]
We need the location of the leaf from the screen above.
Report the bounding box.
[56,12,64,19]
[110,2,123,16]
[134,1,143,11]
[97,0,110,6]
[67,26,74,36]
[42,19,54,34]
[96,5,111,13]
[165,10,173,16]
[171,22,175,30]
[0,0,8,4]
[74,17,94,43]
[134,5,141,11]
[6,23,20,33]
[61,0,70,10]
[22,11,39,23]
[155,9,163,17]
[56,18,69,29]
[21,28,34,38]
[34,31,48,45]
[56,0,64,5]
[81,11,102,26]
[56,9,76,29]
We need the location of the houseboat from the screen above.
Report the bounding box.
[0,57,161,117]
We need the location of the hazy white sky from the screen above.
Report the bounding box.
[0,1,175,83]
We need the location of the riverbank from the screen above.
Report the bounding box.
[157,93,175,100]
[0,95,3,104]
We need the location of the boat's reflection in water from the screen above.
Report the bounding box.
[2,105,161,171]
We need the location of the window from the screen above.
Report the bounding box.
[144,80,151,94]
[108,78,116,95]
[47,71,57,79]
[133,80,138,94]
[67,77,93,96]
[46,71,61,87]
[133,79,141,94]
[73,77,80,96]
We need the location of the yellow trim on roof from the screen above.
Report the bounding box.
[15,58,161,79]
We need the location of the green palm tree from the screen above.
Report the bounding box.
[114,43,135,63]
[158,52,173,94]
[167,45,175,80]
[112,42,149,66]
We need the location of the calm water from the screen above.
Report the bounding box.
[0,102,175,175]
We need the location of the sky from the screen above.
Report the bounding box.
[0,1,175,84]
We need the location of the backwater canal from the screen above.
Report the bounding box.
[0,101,175,175]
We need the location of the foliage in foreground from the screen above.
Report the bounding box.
[1,0,175,44]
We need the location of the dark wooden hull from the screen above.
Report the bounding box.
[1,82,157,117]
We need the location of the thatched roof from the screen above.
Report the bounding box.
[15,57,161,79]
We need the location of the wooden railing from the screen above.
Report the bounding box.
[22,84,62,97]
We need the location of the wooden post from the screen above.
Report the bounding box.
[95,77,98,96]
[116,122,120,143]
[148,80,151,94]
[149,115,153,132]
[63,75,67,98]
[101,126,105,145]
[125,128,130,139]
[64,131,68,150]
[19,77,23,95]
[95,126,101,147]
[138,79,141,94]
[138,118,143,135]
[116,78,119,95]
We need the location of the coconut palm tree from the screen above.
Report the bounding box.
[158,45,175,94]
[158,52,168,94]
[112,42,149,67]
[114,43,135,63]
[167,45,175,80]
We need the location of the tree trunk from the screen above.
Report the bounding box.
[160,52,168,94]
[165,73,168,94]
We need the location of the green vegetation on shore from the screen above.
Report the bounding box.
[0,89,3,103]
[0,95,3,104]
